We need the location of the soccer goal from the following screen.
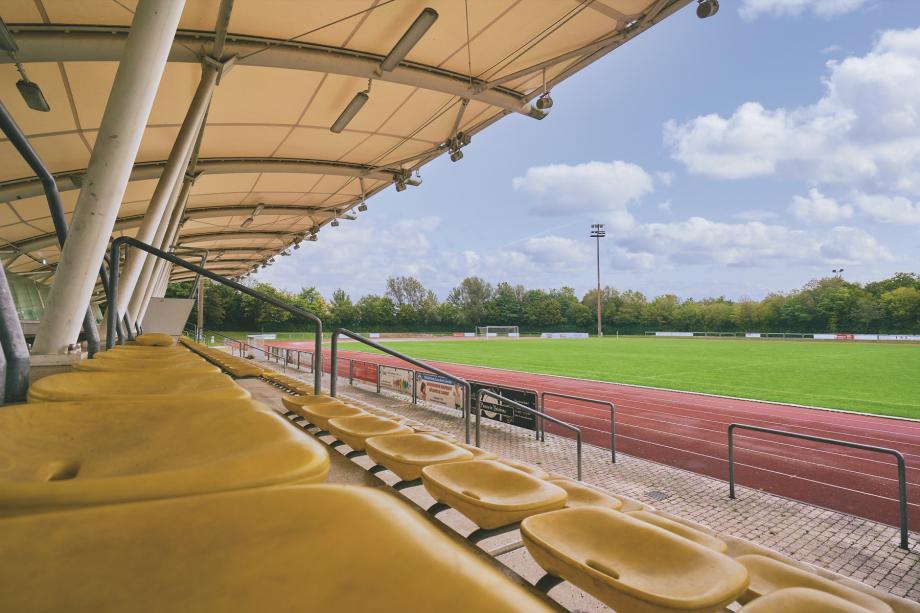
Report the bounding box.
[476,326,520,338]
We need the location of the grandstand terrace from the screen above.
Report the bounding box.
[0,1,917,612]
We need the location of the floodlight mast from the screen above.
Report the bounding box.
[590,224,606,337]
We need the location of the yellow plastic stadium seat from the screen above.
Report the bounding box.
[0,400,328,517]
[286,381,319,395]
[736,556,892,613]
[135,332,176,347]
[281,394,347,420]
[72,358,221,374]
[521,507,750,613]
[738,588,879,613]
[834,578,920,613]
[646,510,719,537]
[495,458,550,479]
[365,434,475,481]
[548,478,623,511]
[27,372,251,403]
[326,415,414,451]
[626,511,728,554]
[720,535,837,579]
[549,477,653,512]
[421,460,568,530]
[93,350,201,364]
[106,344,189,354]
[455,442,498,460]
[0,485,561,613]
[297,403,367,431]
[427,431,459,444]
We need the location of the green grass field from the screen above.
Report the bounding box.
[330,337,920,419]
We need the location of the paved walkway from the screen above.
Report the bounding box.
[257,359,920,602]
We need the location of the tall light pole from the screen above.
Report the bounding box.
[832,269,844,278]
[591,223,606,337]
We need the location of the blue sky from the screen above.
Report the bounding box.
[259,0,920,302]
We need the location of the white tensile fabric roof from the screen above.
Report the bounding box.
[0,0,690,288]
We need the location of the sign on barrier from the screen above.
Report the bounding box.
[879,334,920,341]
[540,332,589,339]
[471,382,538,431]
[351,361,377,384]
[417,373,464,412]
[378,365,413,395]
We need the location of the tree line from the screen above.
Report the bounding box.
[167,272,920,334]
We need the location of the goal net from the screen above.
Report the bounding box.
[476,326,519,338]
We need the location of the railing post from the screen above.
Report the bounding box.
[330,331,338,398]
[728,424,736,499]
[376,363,382,394]
[349,359,354,385]
[898,454,909,550]
[412,369,417,404]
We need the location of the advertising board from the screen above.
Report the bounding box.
[416,373,465,412]
[471,382,537,431]
[540,332,589,339]
[379,366,413,395]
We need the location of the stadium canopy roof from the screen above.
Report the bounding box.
[0,0,692,288]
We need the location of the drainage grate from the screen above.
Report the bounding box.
[645,491,670,501]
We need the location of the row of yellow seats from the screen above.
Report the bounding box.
[2,342,569,611]
[278,390,914,613]
[179,336,264,377]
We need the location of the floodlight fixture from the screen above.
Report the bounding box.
[536,68,553,110]
[450,150,463,162]
[331,210,340,227]
[16,80,50,112]
[358,203,368,212]
[307,234,318,242]
[293,243,300,249]
[405,171,423,187]
[269,257,275,263]
[330,80,371,133]
[697,0,719,18]
[252,203,265,216]
[395,181,407,192]
[240,216,254,228]
[379,8,439,73]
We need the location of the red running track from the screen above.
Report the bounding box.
[266,341,920,530]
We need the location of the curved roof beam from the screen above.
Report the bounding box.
[0,157,397,203]
[2,28,546,119]
[8,203,340,253]
[176,231,294,244]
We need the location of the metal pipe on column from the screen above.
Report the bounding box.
[0,98,101,357]
[0,263,30,403]
[32,0,187,357]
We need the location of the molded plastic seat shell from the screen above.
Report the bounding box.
[326,415,414,451]
[738,588,879,613]
[93,349,201,363]
[72,358,221,374]
[549,478,623,511]
[135,332,176,347]
[365,434,475,481]
[549,476,654,512]
[421,460,568,530]
[297,403,367,431]
[280,393,340,419]
[720,535,835,579]
[0,400,329,517]
[427,431,459,444]
[27,371,251,403]
[834,578,920,613]
[455,442,498,460]
[627,511,727,553]
[521,506,750,613]
[736,556,892,613]
[0,485,560,613]
[105,345,189,355]
[495,458,550,479]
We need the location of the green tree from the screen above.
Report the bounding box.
[447,277,493,327]
[329,289,357,328]
[881,287,920,332]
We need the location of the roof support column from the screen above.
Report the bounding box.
[31,0,186,358]
[115,63,218,319]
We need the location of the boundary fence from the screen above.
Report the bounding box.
[648,331,920,341]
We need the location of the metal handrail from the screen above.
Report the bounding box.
[541,392,615,463]
[196,327,242,355]
[728,423,910,551]
[470,379,543,440]
[107,237,323,394]
[330,328,473,443]
[476,389,582,481]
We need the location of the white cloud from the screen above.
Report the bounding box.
[739,0,870,21]
[853,192,920,224]
[790,188,853,222]
[655,171,676,186]
[664,26,920,194]
[657,200,672,212]
[613,217,894,269]
[512,161,654,229]
[732,209,777,221]
[821,44,842,54]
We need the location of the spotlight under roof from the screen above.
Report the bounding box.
[379,8,439,73]
[330,90,369,133]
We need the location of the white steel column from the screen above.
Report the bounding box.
[32,0,186,357]
[115,64,218,317]
[125,162,188,327]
